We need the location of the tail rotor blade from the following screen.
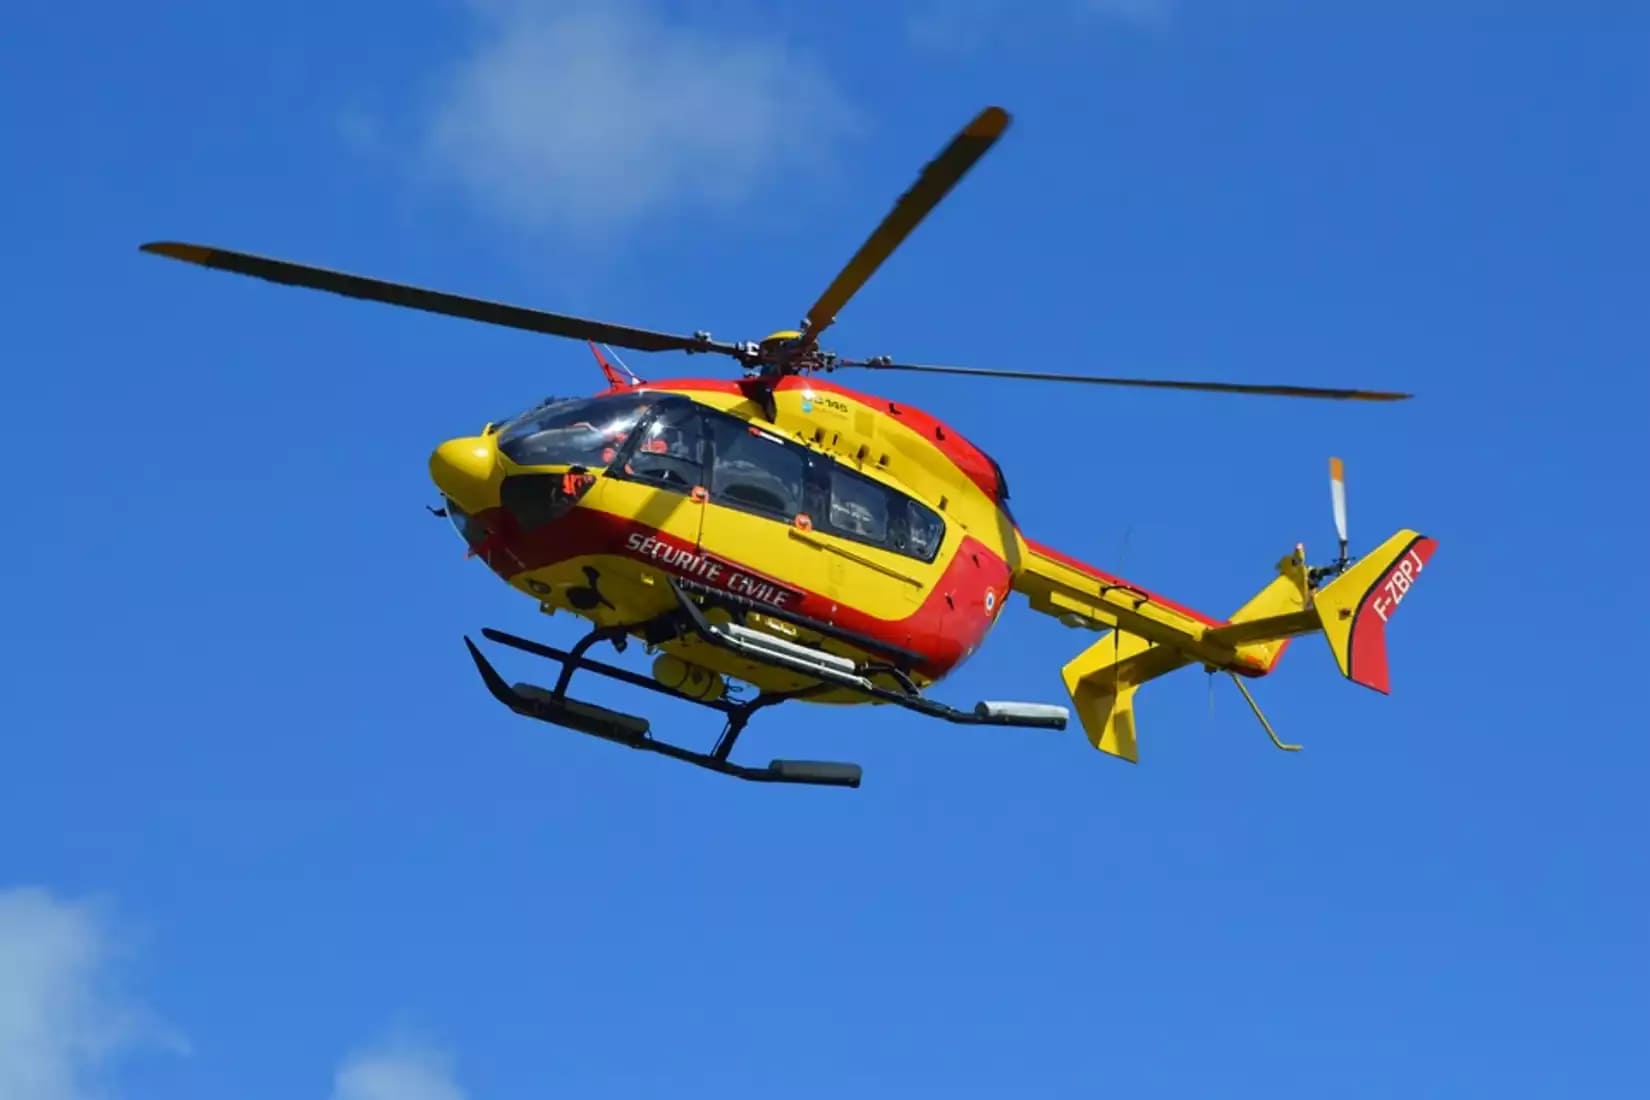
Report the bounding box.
[1330,456,1349,556]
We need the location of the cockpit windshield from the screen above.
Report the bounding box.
[495,393,656,469]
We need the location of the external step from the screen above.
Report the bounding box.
[721,623,860,673]
[715,623,872,689]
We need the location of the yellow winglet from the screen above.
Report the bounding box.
[1078,681,1139,762]
[1060,630,1162,763]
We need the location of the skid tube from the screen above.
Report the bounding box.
[465,629,858,787]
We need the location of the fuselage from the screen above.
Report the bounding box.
[429,375,1025,700]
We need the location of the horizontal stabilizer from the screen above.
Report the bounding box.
[1055,543,1330,761]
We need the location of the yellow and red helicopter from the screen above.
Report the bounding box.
[141,106,1436,789]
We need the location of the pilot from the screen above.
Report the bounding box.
[625,419,699,486]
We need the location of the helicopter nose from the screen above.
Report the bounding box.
[429,435,503,515]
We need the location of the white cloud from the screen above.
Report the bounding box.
[905,0,1006,54]
[1,886,469,1100]
[333,1039,467,1100]
[908,0,1174,53]
[0,887,185,1100]
[424,0,856,237]
[336,104,387,158]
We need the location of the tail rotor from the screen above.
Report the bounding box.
[1310,456,1354,589]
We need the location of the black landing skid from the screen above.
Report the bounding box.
[463,582,1070,789]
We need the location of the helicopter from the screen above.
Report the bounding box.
[141,105,1436,790]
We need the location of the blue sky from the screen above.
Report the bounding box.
[3,2,1647,1097]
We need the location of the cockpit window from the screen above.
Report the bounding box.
[441,497,485,548]
[621,402,705,490]
[496,393,654,469]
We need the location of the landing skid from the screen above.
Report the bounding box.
[466,631,855,787]
[462,582,1070,789]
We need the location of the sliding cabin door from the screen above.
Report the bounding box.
[692,412,823,614]
[694,410,943,645]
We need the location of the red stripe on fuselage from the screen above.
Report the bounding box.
[472,501,1005,679]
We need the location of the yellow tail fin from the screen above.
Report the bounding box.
[1313,529,1438,694]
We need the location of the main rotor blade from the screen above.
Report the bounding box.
[140,242,743,357]
[799,106,1010,347]
[836,360,1413,401]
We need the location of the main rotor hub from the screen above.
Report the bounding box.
[742,329,837,379]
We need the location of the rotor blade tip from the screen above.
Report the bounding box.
[969,106,1011,137]
[141,241,212,264]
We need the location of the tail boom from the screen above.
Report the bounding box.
[1016,529,1436,762]
[1014,539,1285,676]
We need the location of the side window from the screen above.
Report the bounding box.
[707,414,807,519]
[823,462,946,563]
[905,499,944,561]
[622,403,704,492]
[828,466,891,543]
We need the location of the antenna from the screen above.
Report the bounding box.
[584,340,644,387]
[602,343,645,386]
